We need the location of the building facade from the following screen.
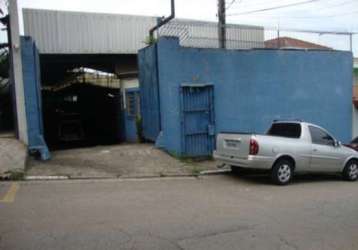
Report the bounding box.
[139,37,353,157]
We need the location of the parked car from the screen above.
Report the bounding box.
[344,137,358,151]
[213,121,358,185]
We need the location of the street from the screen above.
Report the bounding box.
[1,174,358,250]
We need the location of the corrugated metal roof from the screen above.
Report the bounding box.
[23,8,265,54]
[23,8,158,54]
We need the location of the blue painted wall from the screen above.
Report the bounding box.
[138,44,161,141]
[139,37,353,156]
[21,36,50,160]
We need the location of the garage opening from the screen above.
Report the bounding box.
[0,78,14,137]
[42,67,124,150]
[0,13,15,138]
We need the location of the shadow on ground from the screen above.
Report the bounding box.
[228,169,345,186]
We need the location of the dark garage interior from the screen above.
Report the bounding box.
[39,54,137,150]
[42,83,122,149]
[0,36,14,136]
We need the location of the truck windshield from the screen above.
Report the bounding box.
[267,123,301,138]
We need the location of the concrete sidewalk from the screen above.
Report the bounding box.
[26,144,220,179]
[0,137,27,179]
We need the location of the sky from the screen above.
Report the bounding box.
[1,0,357,55]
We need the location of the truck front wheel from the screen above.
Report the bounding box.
[271,159,294,185]
[343,160,358,181]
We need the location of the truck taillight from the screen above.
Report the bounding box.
[249,138,259,155]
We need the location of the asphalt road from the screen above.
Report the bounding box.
[1,173,358,250]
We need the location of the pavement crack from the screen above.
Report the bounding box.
[177,224,255,242]
[279,235,298,250]
[147,232,185,250]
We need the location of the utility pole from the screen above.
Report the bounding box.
[277,29,280,48]
[218,0,226,49]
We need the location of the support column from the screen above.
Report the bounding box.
[9,0,28,144]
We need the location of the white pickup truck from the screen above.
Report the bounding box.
[213,121,358,185]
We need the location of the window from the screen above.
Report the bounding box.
[308,126,335,146]
[267,123,301,138]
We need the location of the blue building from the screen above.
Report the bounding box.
[138,37,353,157]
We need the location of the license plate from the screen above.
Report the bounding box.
[225,140,240,148]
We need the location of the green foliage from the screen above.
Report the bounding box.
[189,166,202,177]
[0,49,9,79]
[1,170,24,181]
[144,35,157,46]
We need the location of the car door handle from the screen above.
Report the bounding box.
[313,149,318,152]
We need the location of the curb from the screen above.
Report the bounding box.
[120,173,195,179]
[23,174,195,181]
[25,176,69,181]
[22,170,230,182]
[21,175,199,183]
[68,176,116,180]
[199,169,231,175]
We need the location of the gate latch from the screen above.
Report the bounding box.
[208,124,215,136]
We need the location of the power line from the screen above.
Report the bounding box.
[314,0,357,12]
[227,0,320,16]
[286,9,358,18]
[227,9,358,19]
[229,0,357,15]
[228,0,328,11]
[225,0,240,10]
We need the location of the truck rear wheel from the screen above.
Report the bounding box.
[271,159,294,185]
[343,160,358,181]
